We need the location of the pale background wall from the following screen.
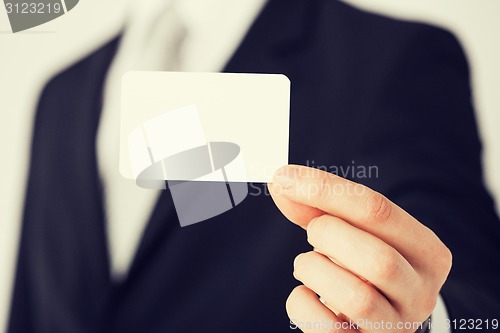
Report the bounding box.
[0,1,499,331]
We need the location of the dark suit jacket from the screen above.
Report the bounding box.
[9,0,500,332]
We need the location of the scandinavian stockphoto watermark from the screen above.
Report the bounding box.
[290,318,430,332]
[249,160,380,197]
[290,318,500,331]
[3,0,79,33]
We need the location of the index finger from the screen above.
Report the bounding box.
[269,165,442,267]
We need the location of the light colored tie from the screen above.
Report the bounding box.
[97,0,186,279]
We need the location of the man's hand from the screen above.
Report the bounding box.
[268,165,452,333]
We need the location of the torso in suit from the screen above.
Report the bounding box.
[9,1,500,332]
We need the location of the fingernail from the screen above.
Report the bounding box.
[273,166,297,188]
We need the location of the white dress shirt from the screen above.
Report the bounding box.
[97,0,450,331]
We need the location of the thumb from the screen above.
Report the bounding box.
[267,165,325,229]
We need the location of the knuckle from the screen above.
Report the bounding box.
[365,191,393,225]
[347,282,378,319]
[293,252,315,280]
[420,293,438,316]
[431,244,453,284]
[370,247,400,281]
[438,244,453,273]
[286,285,310,314]
[411,277,439,317]
[306,215,329,248]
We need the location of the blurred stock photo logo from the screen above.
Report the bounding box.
[3,0,78,32]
